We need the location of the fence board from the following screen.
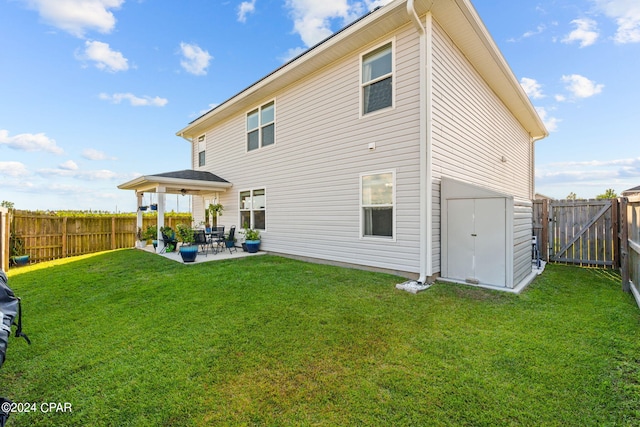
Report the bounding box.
[9,212,192,267]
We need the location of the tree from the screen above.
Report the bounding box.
[596,188,618,199]
[0,200,14,210]
[566,192,577,200]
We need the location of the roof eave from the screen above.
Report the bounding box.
[118,175,233,194]
[177,0,548,141]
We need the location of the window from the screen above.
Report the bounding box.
[197,135,206,167]
[247,101,275,151]
[240,188,266,230]
[361,171,394,238]
[361,42,393,115]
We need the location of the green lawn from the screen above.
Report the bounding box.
[2,250,639,426]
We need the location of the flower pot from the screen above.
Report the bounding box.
[179,245,198,262]
[245,240,260,253]
[150,204,158,211]
[11,255,29,266]
[139,206,148,211]
[137,240,147,249]
[152,240,158,249]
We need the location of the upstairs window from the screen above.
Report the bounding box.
[197,135,206,167]
[361,42,393,115]
[247,101,275,151]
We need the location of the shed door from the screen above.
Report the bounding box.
[447,198,506,287]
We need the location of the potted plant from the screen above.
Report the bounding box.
[207,203,224,227]
[176,223,198,262]
[243,228,261,253]
[143,225,158,249]
[136,227,145,248]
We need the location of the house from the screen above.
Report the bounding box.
[119,0,547,291]
[622,186,640,197]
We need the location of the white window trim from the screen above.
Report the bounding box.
[246,99,277,153]
[359,38,396,119]
[359,169,396,242]
[197,134,206,167]
[239,187,267,231]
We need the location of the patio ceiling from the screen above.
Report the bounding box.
[118,169,232,195]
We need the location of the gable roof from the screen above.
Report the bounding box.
[177,0,547,141]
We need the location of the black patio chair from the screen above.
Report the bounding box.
[160,231,178,253]
[193,230,208,256]
[223,226,237,254]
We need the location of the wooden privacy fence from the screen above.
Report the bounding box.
[533,199,619,267]
[10,212,192,266]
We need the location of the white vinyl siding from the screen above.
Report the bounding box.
[430,20,534,276]
[193,24,421,274]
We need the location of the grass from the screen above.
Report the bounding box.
[1,250,639,426]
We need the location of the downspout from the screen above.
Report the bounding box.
[407,1,433,284]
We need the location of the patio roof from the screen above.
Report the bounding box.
[117,169,232,194]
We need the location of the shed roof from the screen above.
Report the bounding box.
[622,185,640,195]
[176,0,547,141]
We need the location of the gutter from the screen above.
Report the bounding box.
[407,0,433,284]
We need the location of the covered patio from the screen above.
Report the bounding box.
[118,169,232,253]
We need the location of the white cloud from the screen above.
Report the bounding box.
[238,0,256,23]
[535,107,560,132]
[59,160,79,170]
[179,42,212,76]
[38,167,120,180]
[555,94,567,102]
[23,0,124,38]
[523,24,547,38]
[536,157,640,196]
[562,74,604,98]
[0,161,30,177]
[562,18,599,47]
[99,92,168,107]
[82,148,117,160]
[285,0,392,47]
[593,0,640,43]
[278,46,307,63]
[78,40,128,72]
[520,77,545,99]
[0,129,64,154]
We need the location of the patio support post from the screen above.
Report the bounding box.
[156,187,166,253]
[136,192,143,246]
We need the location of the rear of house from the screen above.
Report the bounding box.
[175,0,547,290]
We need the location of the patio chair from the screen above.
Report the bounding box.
[160,231,178,253]
[211,226,225,253]
[193,230,208,256]
[223,226,237,254]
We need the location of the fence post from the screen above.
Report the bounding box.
[62,217,68,259]
[620,197,630,293]
[612,198,620,268]
[541,199,549,261]
[0,207,9,271]
[111,217,116,250]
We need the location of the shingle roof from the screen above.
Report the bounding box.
[151,170,229,183]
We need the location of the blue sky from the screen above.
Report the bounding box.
[1,0,638,212]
